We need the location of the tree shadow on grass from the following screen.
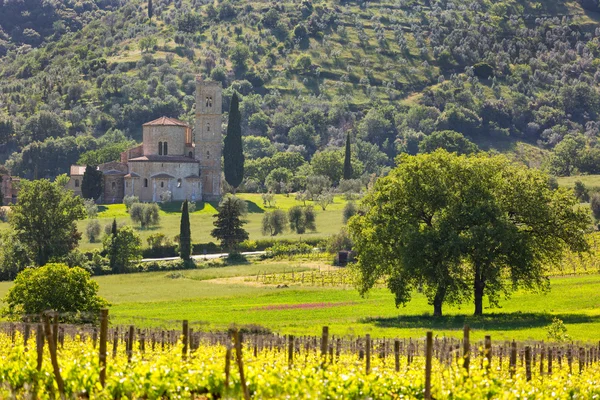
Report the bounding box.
[245,200,264,214]
[97,205,109,213]
[361,312,600,331]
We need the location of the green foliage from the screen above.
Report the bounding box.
[349,150,591,316]
[81,165,103,201]
[86,220,102,243]
[78,143,131,167]
[3,263,108,319]
[261,210,288,236]
[343,201,357,224]
[224,93,244,190]
[10,178,86,266]
[590,193,600,220]
[288,205,317,234]
[574,181,590,203]
[123,195,140,211]
[103,225,142,274]
[546,317,569,342]
[265,167,293,194]
[180,200,191,261]
[0,232,31,281]
[130,203,160,228]
[343,133,353,180]
[419,130,479,155]
[211,195,249,253]
[327,227,353,253]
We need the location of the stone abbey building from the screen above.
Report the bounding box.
[69,78,223,203]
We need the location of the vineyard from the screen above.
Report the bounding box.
[1,312,599,399]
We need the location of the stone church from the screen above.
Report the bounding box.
[69,77,223,203]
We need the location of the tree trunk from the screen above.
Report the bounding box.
[433,286,446,317]
[474,270,485,316]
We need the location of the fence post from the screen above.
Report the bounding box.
[525,346,532,381]
[36,323,44,371]
[24,318,30,350]
[394,340,400,372]
[127,325,134,363]
[463,325,470,373]
[233,329,251,400]
[579,347,585,374]
[321,326,329,365]
[99,309,109,387]
[224,330,232,394]
[288,334,294,367]
[425,332,433,400]
[539,346,545,376]
[366,334,371,374]
[112,329,118,358]
[510,340,517,377]
[548,347,553,375]
[182,320,189,361]
[484,335,492,370]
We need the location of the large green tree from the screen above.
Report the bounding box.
[211,195,249,253]
[3,263,108,320]
[180,200,191,261]
[81,165,103,200]
[11,178,86,266]
[350,150,590,316]
[103,224,142,274]
[224,93,245,191]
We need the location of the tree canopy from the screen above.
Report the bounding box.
[10,177,86,266]
[349,150,590,316]
[211,195,249,253]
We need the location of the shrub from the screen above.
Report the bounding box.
[327,228,353,253]
[343,201,357,224]
[289,206,317,234]
[264,242,313,258]
[84,198,98,218]
[316,193,334,210]
[591,192,600,220]
[262,210,288,236]
[546,317,569,342]
[130,203,160,228]
[574,181,590,202]
[86,220,102,243]
[103,226,142,274]
[2,263,108,321]
[123,195,140,211]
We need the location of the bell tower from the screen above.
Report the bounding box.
[195,77,223,202]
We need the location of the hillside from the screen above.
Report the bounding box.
[2,0,600,187]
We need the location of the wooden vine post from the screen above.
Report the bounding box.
[288,334,294,367]
[484,335,492,370]
[321,327,329,366]
[509,340,517,377]
[99,309,109,388]
[394,340,400,372]
[463,325,470,373]
[525,346,532,381]
[425,332,433,400]
[365,334,371,374]
[182,320,189,361]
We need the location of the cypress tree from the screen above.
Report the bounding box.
[0,175,3,206]
[343,132,353,180]
[81,165,103,200]
[108,218,119,272]
[223,93,245,191]
[148,0,153,20]
[180,200,191,261]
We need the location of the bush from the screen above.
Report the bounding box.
[327,228,353,253]
[316,193,334,210]
[123,195,139,211]
[288,206,317,234]
[84,198,98,218]
[192,242,222,255]
[86,220,102,243]
[262,210,288,236]
[103,226,142,274]
[574,181,590,203]
[130,203,160,228]
[132,259,196,273]
[2,263,108,321]
[591,192,600,220]
[264,242,314,258]
[343,201,357,224]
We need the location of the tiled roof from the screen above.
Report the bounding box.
[128,155,199,163]
[70,165,86,176]
[124,172,141,178]
[143,116,190,127]
[151,173,175,179]
[103,169,127,176]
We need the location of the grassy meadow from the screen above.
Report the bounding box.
[0,258,597,342]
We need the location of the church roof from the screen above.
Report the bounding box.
[128,155,199,163]
[70,165,86,176]
[124,172,141,178]
[151,173,175,179]
[103,169,127,176]
[143,116,190,127]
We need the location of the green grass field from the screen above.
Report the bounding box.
[557,174,600,192]
[0,259,596,342]
[0,194,349,250]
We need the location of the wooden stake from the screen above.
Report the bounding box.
[99,309,108,387]
[425,332,433,400]
[43,313,65,397]
[288,335,294,367]
[182,320,189,360]
[366,334,371,374]
[394,340,400,372]
[510,340,517,377]
[484,335,492,369]
[233,329,250,400]
[525,346,532,381]
[463,325,470,373]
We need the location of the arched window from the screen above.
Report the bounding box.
[189,151,193,158]
[164,142,168,155]
[158,141,163,155]
[75,179,80,188]
[177,179,182,188]
[161,182,164,188]
[144,178,148,188]
[207,122,210,132]
[206,96,213,108]
[112,181,116,189]
[206,150,210,159]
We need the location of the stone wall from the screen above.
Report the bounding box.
[142,125,187,156]
[127,160,200,202]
